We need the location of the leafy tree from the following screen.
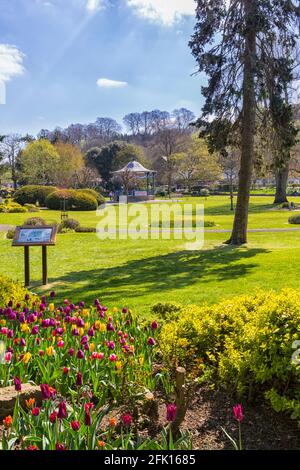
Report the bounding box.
[53,142,84,188]
[190,0,300,244]
[0,134,29,189]
[19,139,60,185]
[85,142,143,188]
[174,136,222,191]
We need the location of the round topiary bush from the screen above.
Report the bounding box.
[6,228,16,239]
[45,190,97,211]
[24,217,47,226]
[14,185,57,206]
[57,218,80,233]
[0,275,35,307]
[288,215,300,224]
[75,226,97,233]
[79,189,105,206]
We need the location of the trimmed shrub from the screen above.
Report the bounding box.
[0,275,35,307]
[79,189,105,205]
[200,189,210,197]
[7,203,27,213]
[6,228,15,239]
[75,226,97,233]
[0,204,7,213]
[14,185,57,206]
[24,217,46,226]
[24,203,40,213]
[45,189,97,211]
[159,290,300,425]
[288,215,300,224]
[57,218,80,233]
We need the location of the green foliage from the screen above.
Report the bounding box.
[159,290,300,424]
[79,188,105,205]
[151,302,182,320]
[14,185,57,206]
[0,275,35,306]
[24,203,40,213]
[75,226,97,233]
[200,189,210,197]
[24,216,46,226]
[7,202,27,213]
[18,139,60,185]
[45,189,97,211]
[58,218,80,233]
[288,215,300,224]
[6,228,15,239]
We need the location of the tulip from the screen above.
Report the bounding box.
[32,407,40,416]
[50,291,56,298]
[77,349,84,359]
[166,403,177,422]
[55,443,67,451]
[57,340,64,348]
[20,338,26,347]
[79,301,85,308]
[63,367,69,375]
[97,352,104,360]
[71,420,80,431]
[14,377,22,392]
[27,445,39,450]
[25,294,30,301]
[109,417,117,427]
[109,354,117,362]
[147,337,156,346]
[108,341,115,350]
[58,401,67,419]
[40,384,51,400]
[121,414,132,426]
[68,348,75,357]
[122,307,128,313]
[151,320,158,330]
[76,372,83,386]
[50,411,58,423]
[106,322,114,332]
[3,415,13,428]
[233,404,244,422]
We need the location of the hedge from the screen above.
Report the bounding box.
[45,189,98,211]
[79,189,105,205]
[0,275,35,307]
[159,290,300,425]
[14,185,57,206]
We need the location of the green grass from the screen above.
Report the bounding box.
[0,195,300,316]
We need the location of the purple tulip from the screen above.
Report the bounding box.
[58,401,67,419]
[14,377,22,392]
[79,301,85,308]
[77,349,84,359]
[50,291,56,298]
[76,372,83,386]
[80,336,88,345]
[68,348,75,357]
[106,322,114,332]
[166,403,177,422]
[151,320,158,330]
[31,326,39,335]
[147,337,156,346]
[20,338,26,347]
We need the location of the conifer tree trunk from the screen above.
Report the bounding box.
[274,164,289,204]
[228,0,257,245]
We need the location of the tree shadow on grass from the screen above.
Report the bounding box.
[46,245,269,306]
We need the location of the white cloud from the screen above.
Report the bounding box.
[0,44,25,104]
[86,0,103,12]
[97,78,128,89]
[0,44,25,82]
[126,0,196,26]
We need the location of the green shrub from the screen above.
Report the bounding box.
[45,190,97,211]
[24,217,46,226]
[79,189,105,205]
[200,189,210,197]
[7,203,27,213]
[288,215,300,224]
[14,185,57,206]
[24,203,40,213]
[58,218,80,233]
[159,290,300,425]
[0,275,35,306]
[75,226,97,233]
[6,228,16,239]
[204,220,215,227]
[151,302,182,319]
[0,204,7,213]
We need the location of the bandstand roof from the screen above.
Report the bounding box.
[113,160,156,174]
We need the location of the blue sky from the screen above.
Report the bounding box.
[0,0,204,135]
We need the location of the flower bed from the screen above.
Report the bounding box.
[0,293,191,450]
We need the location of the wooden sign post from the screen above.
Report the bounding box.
[12,225,57,287]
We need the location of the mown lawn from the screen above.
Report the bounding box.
[0,196,299,315]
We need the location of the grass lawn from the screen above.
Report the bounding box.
[0,195,299,315]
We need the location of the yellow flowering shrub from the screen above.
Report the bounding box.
[159,289,300,424]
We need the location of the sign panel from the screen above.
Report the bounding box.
[13,225,57,246]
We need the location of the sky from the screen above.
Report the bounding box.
[0,0,204,136]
